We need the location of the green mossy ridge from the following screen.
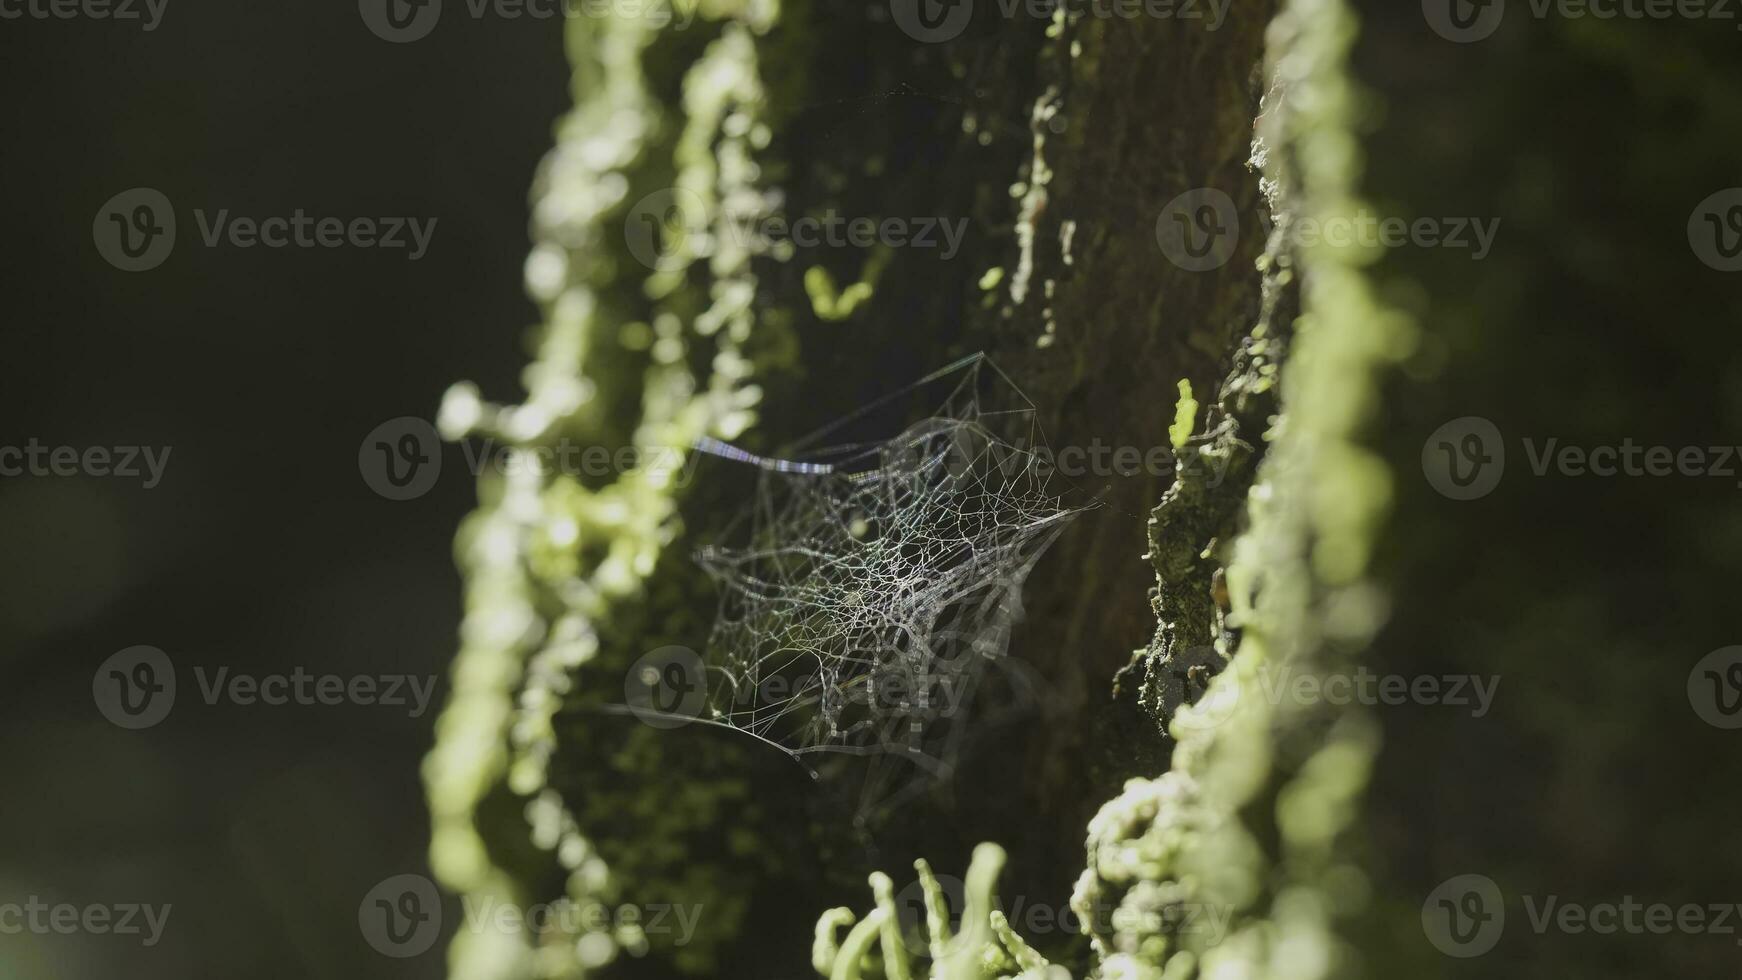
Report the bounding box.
[814,844,1063,980]
[430,0,1340,977]
[1115,112,1298,753]
[950,0,1286,857]
[424,1,790,976]
[1079,0,1413,977]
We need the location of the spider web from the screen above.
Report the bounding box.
[692,355,1088,819]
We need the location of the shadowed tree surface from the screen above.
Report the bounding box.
[425,1,1742,978]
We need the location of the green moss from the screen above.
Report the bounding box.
[803,247,889,322]
[813,844,1058,980]
[1167,380,1197,453]
[424,0,795,975]
[1076,0,1414,977]
[428,0,1392,977]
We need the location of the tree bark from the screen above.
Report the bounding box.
[425,0,1742,977]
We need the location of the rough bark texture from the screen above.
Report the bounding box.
[425,0,1741,977]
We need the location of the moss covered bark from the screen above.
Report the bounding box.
[427,0,1740,977]
[425,0,1293,974]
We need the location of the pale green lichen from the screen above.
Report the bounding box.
[423,0,789,976]
[1167,380,1197,452]
[1009,85,1064,347]
[1072,0,1415,977]
[804,246,889,322]
[429,0,1410,977]
[814,844,1062,980]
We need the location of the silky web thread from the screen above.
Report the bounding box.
[681,354,1088,818]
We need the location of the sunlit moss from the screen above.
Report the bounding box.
[1073,0,1413,977]
[423,0,790,974]
[814,844,1059,980]
[1167,380,1197,452]
[428,0,1413,977]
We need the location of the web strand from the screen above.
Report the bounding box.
[692,356,1088,819]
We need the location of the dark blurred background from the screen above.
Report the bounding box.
[1,5,570,977]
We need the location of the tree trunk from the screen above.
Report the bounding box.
[425,0,1742,977]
